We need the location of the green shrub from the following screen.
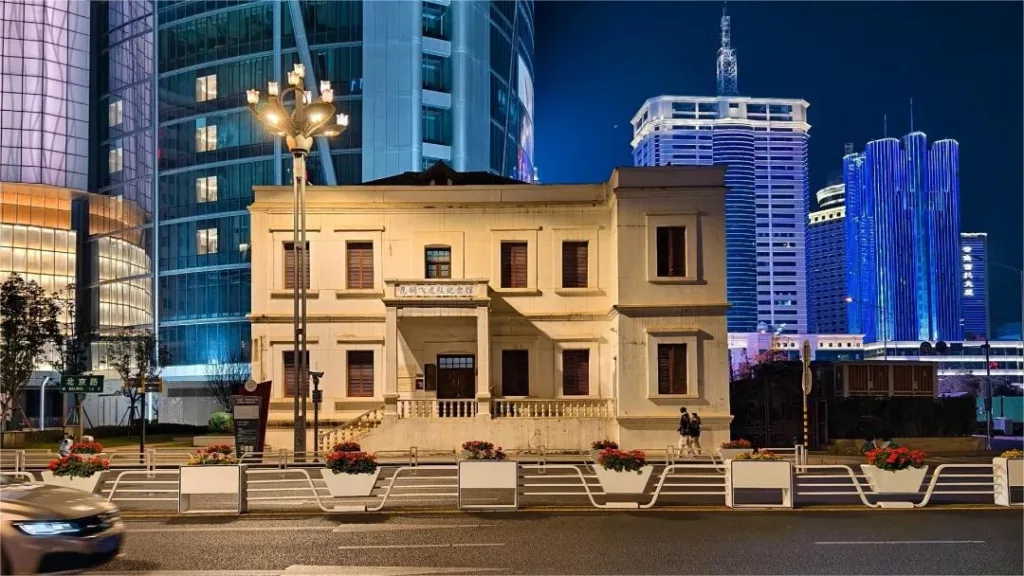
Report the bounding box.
[207,412,234,434]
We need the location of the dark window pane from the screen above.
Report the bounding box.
[346,350,374,397]
[656,227,686,277]
[562,350,590,396]
[561,241,588,288]
[502,350,529,396]
[500,242,527,288]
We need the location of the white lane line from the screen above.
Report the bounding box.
[337,543,506,550]
[815,540,986,545]
[127,526,336,533]
[332,523,496,533]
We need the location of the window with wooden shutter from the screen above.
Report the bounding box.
[561,241,588,288]
[425,246,451,278]
[282,350,310,397]
[424,364,437,391]
[346,351,374,397]
[346,242,373,289]
[283,241,310,289]
[657,344,688,394]
[500,242,528,288]
[562,349,590,396]
[501,350,529,396]
[656,227,686,277]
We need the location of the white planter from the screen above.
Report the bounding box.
[860,465,928,494]
[993,457,1024,506]
[725,460,793,509]
[320,468,381,498]
[718,447,753,461]
[593,465,654,494]
[40,471,101,493]
[458,460,518,510]
[178,465,242,514]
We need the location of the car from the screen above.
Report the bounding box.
[0,474,123,575]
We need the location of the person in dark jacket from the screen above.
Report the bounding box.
[677,407,693,455]
[688,411,703,456]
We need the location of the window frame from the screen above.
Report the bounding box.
[196,176,218,203]
[561,241,589,288]
[657,343,688,395]
[346,350,374,398]
[196,227,218,255]
[346,241,374,289]
[196,74,218,102]
[646,214,700,284]
[646,331,698,398]
[424,245,452,279]
[282,350,310,398]
[561,349,591,396]
[656,226,686,277]
[501,349,529,397]
[500,241,528,289]
[108,100,123,127]
[283,241,311,289]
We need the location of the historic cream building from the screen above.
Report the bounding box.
[249,164,731,452]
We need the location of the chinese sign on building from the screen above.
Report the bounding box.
[395,284,475,298]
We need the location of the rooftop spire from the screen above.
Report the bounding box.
[716,2,738,96]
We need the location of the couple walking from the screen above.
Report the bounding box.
[676,407,702,456]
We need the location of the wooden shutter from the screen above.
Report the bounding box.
[424,364,437,391]
[656,227,685,277]
[501,350,529,396]
[347,242,373,289]
[562,350,590,396]
[657,344,687,395]
[346,351,374,397]
[282,350,310,397]
[561,241,588,288]
[284,241,310,289]
[500,242,528,288]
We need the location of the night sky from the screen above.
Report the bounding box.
[533,1,1023,331]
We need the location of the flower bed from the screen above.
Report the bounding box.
[322,446,380,497]
[187,444,238,466]
[735,449,781,461]
[594,449,653,494]
[42,454,110,493]
[590,439,618,462]
[332,441,363,453]
[718,439,754,461]
[461,440,506,461]
[69,441,104,455]
[860,447,928,494]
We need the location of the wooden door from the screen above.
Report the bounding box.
[437,355,475,399]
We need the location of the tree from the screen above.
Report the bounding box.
[734,348,791,381]
[107,328,169,430]
[204,349,251,412]
[50,283,88,378]
[0,274,62,447]
[938,370,983,397]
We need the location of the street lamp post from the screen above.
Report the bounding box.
[844,296,888,360]
[247,64,347,455]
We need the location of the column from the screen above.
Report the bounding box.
[384,305,399,421]
[476,305,491,418]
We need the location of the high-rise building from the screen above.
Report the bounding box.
[140,0,535,389]
[959,232,988,341]
[844,133,962,343]
[807,183,846,334]
[631,6,810,334]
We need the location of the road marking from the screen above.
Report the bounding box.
[337,543,506,550]
[815,540,986,545]
[96,568,506,576]
[332,523,496,533]
[127,526,336,533]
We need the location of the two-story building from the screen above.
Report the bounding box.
[249,163,732,452]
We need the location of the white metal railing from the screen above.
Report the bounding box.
[519,463,727,509]
[398,399,478,418]
[103,470,180,504]
[492,398,614,418]
[318,405,385,451]
[795,463,999,508]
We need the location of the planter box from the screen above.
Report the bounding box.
[993,457,1024,506]
[860,465,928,494]
[178,465,242,514]
[725,460,793,509]
[718,447,753,461]
[320,468,381,498]
[458,460,518,510]
[40,471,101,493]
[593,465,654,495]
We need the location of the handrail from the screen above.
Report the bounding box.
[318,405,385,451]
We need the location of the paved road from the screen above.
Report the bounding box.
[91,510,1022,575]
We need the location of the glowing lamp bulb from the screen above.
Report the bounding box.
[336,114,349,127]
[246,89,259,104]
[293,63,305,77]
[287,72,300,87]
[321,88,333,102]
[320,80,331,92]
[267,81,279,96]
[265,112,280,125]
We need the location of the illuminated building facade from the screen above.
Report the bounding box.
[959,233,988,341]
[807,183,847,334]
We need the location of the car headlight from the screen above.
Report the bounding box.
[13,521,82,536]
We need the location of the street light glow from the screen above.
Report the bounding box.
[267,81,279,96]
[246,89,259,104]
[293,63,305,77]
[843,296,854,303]
[265,112,279,125]
[287,71,300,87]
[309,112,323,123]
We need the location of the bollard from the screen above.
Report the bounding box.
[410,446,418,467]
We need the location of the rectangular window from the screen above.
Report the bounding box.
[656,227,686,277]
[196,120,217,152]
[196,176,218,203]
[561,241,589,288]
[196,228,218,255]
[562,350,590,396]
[501,350,529,396]
[425,246,451,279]
[346,242,373,289]
[346,350,374,397]
[657,344,688,395]
[284,241,311,289]
[108,145,123,173]
[196,74,218,102]
[108,100,123,127]
[283,350,310,397]
[500,242,527,288]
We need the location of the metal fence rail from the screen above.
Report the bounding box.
[520,463,727,509]
[103,470,180,509]
[795,463,999,508]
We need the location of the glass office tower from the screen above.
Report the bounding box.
[844,133,962,343]
[959,233,988,341]
[807,183,846,334]
[144,0,534,384]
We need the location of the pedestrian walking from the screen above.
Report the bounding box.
[677,407,693,456]
[688,411,703,456]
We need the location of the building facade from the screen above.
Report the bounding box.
[249,165,732,451]
[844,134,962,343]
[630,8,810,334]
[807,183,846,334]
[959,233,988,341]
[144,0,535,394]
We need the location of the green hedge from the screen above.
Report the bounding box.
[829,397,976,439]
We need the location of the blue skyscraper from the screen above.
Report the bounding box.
[959,233,988,341]
[844,133,962,343]
[807,183,847,334]
[631,6,810,334]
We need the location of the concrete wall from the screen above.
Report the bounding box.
[358,417,617,453]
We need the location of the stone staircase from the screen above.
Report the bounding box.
[318,405,385,451]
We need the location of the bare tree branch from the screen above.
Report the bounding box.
[204,350,250,412]
[106,328,169,429]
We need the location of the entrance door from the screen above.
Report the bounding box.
[436,355,475,399]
